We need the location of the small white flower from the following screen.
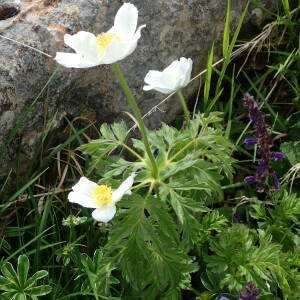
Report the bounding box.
[68,174,135,222]
[143,57,193,94]
[55,3,145,68]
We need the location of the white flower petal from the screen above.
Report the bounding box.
[55,53,98,68]
[112,173,135,203]
[122,24,146,58]
[64,31,100,63]
[143,84,174,94]
[72,177,99,197]
[112,3,138,39]
[68,191,98,208]
[143,70,175,94]
[101,24,145,64]
[98,39,129,64]
[92,205,116,222]
[144,70,163,86]
[178,58,193,87]
[164,59,181,75]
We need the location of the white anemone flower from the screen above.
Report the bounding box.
[68,174,135,222]
[143,57,193,94]
[55,3,145,68]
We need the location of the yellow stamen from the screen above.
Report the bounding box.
[96,33,122,56]
[91,185,112,205]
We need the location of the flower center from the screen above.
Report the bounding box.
[96,33,122,56]
[91,185,112,205]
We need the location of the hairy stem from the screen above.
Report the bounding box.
[176,89,190,122]
[113,63,158,178]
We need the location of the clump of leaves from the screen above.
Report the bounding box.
[0,254,52,299]
[77,249,119,298]
[250,191,300,251]
[204,224,300,299]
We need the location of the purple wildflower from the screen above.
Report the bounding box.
[245,175,256,182]
[271,172,281,190]
[234,213,243,223]
[244,138,259,147]
[243,93,284,192]
[239,282,261,300]
[219,297,231,300]
[274,151,285,161]
[256,160,267,176]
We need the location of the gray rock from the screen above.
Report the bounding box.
[0,0,277,175]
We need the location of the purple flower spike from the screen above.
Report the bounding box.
[245,175,256,183]
[239,282,261,300]
[244,138,259,147]
[271,172,281,190]
[243,93,284,192]
[219,297,231,300]
[274,151,285,161]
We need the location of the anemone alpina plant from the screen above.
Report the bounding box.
[55,3,145,68]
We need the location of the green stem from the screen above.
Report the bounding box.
[112,63,158,178]
[120,142,144,161]
[169,138,197,162]
[131,181,150,190]
[176,90,190,121]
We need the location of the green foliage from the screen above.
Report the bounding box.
[281,141,300,166]
[78,112,235,297]
[104,194,198,298]
[204,224,300,298]
[251,191,300,251]
[78,249,119,298]
[249,192,300,299]
[2,1,300,299]
[0,255,52,299]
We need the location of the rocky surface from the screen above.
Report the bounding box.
[0,0,278,175]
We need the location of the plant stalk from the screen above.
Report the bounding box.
[112,63,158,178]
[176,90,190,121]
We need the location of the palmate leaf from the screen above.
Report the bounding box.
[105,194,197,296]
[78,122,128,157]
[99,122,127,143]
[156,123,179,149]
[146,197,179,244]
[0,255,51,298]
[158,173,211,250]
